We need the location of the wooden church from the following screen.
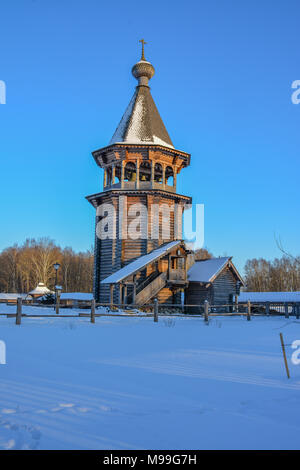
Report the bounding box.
[86,42,243,306]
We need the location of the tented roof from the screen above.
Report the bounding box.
[109,85,174,149]
[28,283,52,296]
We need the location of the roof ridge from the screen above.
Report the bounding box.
[195,256,230,262]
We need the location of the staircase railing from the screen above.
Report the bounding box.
[135,272,167,305]
[136,270,160,295]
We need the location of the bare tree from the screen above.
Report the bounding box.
[275,234,300,266]
[244,256,300,292]
[194,248,213,260]
[0,239,94,293]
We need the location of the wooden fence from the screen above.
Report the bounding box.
[1,297,300,325]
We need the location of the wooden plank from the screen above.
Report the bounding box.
[16,298,22,325]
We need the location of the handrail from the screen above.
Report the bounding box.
[135,272,167,305]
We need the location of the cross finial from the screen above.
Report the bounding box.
[139,39,147,60]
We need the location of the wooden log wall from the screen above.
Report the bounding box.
[212,267,237,305]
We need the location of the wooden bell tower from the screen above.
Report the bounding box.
[86,43,192,304]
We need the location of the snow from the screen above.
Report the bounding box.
[109,86,174,150]
[188,257,231,283]
[109,92,136,146]
[28,283,52,296]
[1,305,300,449]
[60,293,93,301]
[102,240,181,284]
[0,294,30,301]
[239,292,300,303]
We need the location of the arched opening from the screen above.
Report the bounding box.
[154,163,163,183]
[124,162,136,182]
[165,166,174,186]
[114,163,121,183]
[139,161,151,181]
[106,167,112,186]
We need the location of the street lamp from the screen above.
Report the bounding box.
[53,262,60,288]
[53,263,61,310]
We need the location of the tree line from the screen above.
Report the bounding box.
[244,256,300,292]
[194,248,300,292]
[0,240,299,294]
[0,238,93,293]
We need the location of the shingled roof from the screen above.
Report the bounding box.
[188,257,244,284]
[109,53,174,149]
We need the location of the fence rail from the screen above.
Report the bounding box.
[1,298,300,325]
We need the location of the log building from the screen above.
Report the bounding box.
[86,43,244,307]
[186,257,244,308]
[86,43,191,305]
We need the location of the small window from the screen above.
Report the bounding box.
[114,163,121,183]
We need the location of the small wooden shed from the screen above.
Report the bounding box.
[185,257,244,308]
[0,293,31,304]
[59,293,94,308]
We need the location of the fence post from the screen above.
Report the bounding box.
[279,333,290,379]
[247,300,251,321]
[16,297,22,325]
[235,295,239,313]
[284,303,289,319]
[154,298,158,323]
[266,302,270,316]
[91,299,95,323]
[204,300,209,323]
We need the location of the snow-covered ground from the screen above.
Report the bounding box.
[1,305,300,450]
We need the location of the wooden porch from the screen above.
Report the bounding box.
[104,242,190,307]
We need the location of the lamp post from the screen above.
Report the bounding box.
[53,263,60,310]
[55,285,62,315]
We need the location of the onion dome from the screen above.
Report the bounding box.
[109,40,174,149]
[131,39,155,87]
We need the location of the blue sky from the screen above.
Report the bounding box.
[0,0,299,273]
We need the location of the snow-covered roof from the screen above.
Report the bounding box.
[102,240,181,284]
[0,293,31,300]
[60,293,93,301]
[239,292,300,303]
[188,257,244,284]
[109,83,174,149]
[28,283,52,296]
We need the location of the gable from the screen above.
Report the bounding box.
[187,257,244,285]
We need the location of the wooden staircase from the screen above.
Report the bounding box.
[135,272,167,305]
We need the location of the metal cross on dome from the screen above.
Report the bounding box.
[139,39,147,60]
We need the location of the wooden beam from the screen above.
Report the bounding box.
[110,284,114,307]
[132,275,136,304]
[112,164,115,185]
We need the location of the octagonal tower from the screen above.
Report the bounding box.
[86,45,192,304]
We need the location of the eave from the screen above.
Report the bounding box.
[86,189,192,208]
